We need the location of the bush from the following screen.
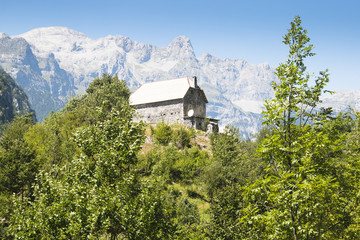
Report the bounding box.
[152,122,173,145]
[176,197,200,225]
[174,147,210,181]
[172,127,191,149]
[152,146,181,183]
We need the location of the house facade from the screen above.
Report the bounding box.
[130,77,218,131]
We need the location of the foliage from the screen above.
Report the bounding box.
[202,126,263,198]
[0,114,37,196]
[204,127,264,239]
[24,112,79,171]
[148,145,210,184]
[152,123,194,149]
[2,22,360,239]
[22,73,131,171]
[207,184,246,240]
[172,126,192,149]
[152,122,173,145]
[64,73,130,123]
[6,74,179,239]
[0,114,37,239]
[210,125,240,167]
[151,145,181,183]
[9,109,176,239]
[339,110,360,238]
[238,16,359,239]
[174,147,210,181]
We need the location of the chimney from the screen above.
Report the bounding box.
[192,76,198,88]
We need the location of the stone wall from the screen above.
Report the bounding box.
[183,88,206,118]
[133,99,184,124]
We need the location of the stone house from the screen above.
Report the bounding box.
[130,77,218,131]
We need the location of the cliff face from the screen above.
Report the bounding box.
[0,33,75,121]
[0,69,35,125]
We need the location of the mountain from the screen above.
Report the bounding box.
[0,69,35,125]
[0,32,75,121]
[15,27,278,137]
[0,27,357,136]
[319,90,360,113]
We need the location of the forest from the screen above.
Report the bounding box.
[0,16,359,239]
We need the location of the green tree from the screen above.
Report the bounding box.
[205,127,264,239]
[240,16,357,239]
[337,110,360,238]
[64,73,130,123]
[0,114,37,239]
[22,74,131,171]
[0,114,37,197]
[202,126,263,199]
[9,109,176,239]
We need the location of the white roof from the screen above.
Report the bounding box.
[130,77,196,105]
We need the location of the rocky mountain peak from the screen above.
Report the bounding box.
[167,36,196,59]
[0,33,10,39]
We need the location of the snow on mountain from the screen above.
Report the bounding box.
[8,26,358,136]
[319,89,360,112]
[19,27,274,93]
[16,27,278,136]
[0,32,75,120]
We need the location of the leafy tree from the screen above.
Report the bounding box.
[7,74,180,239]
[0,114,37,197]
[205,127,264,239]
[0,114,37,239]
[151,145,182,183]
[64,73,130,123]
[337,110,360,238]
[239,16,358,239]
[202,126,263,198]
[207,184,246,240]
[211,126,240,167]
[24,112,79,171]
[22,74,131,171]
[9,108,176,239]
[174,146,210,181]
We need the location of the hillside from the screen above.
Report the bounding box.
[1,70,359,239]
[0,69,35,126]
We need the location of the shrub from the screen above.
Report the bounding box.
[172,127,191,149]
[153,122,173,145]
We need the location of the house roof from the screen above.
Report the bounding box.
[130,77,205,106]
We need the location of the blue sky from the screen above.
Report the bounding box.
[1,0,359,91]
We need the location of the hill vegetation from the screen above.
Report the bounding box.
[0,16,359,239]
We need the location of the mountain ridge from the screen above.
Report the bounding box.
[0,32,75,120]
[0,26,356,136]
[15,27,277,137]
